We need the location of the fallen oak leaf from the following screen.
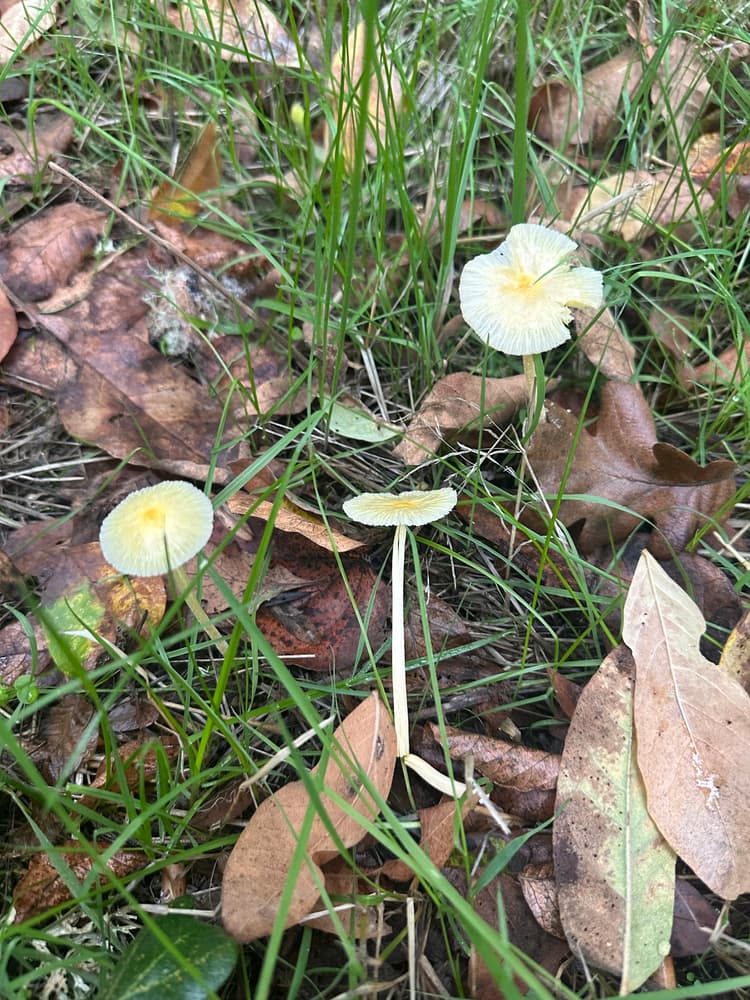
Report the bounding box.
[526,381,736,556]
[623,550,750,900]
[221,692,397,942]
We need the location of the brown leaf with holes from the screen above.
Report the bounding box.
[221,692,397,942]
[527,382,736,556]
[13,842,148,922]
[430,724,559,823]
[393,373,529,465]
[0,204,105,302]
[529,48,642,151]
[624,551,750,899]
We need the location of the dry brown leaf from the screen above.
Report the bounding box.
[556,167,716,243]
[444,867,569,999]
[326,21,403,172]
[252,531,389,673]
[554,645,676,992]
[689,133,750,219]
[28,693,96,784]
[79,734,180,811]
[2,251,244,480]
[0,204,106,302]
[671,879,718,958]
[592,539,742,662]
[0,284,17,361]
[648,34,709,150]
[170,0,298,66]
[0,112,74,189]
[623,550,750,899]
[149,122,222,225]
[221,691,397,942]
[574,302,635,381]
[432,724,559,823]
[518,862,564,940]
[380,797,467,882]
[546,668,581,720]
[529,48,643,150]
[527,382,736,556]
[0,0,57,65]
[13,841,148,922]
[393,372,528,465]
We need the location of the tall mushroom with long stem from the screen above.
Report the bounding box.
[343,488,457,762]
[99,480,221,650]
[459,223,604,425]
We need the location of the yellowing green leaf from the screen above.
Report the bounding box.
[554,646,675,993]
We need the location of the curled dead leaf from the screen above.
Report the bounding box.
[221,692,397,942]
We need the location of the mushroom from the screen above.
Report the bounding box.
[459,222,603,420]
[343,488,457,761]
[99,480,221,649]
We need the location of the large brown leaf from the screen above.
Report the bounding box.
[221,692,396,942]
[2,251,243,479]
[623,551,750,899]
[527,382,735,555]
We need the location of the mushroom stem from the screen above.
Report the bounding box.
[171,565,228,656]
[522,352,537,423]
[391,522,409,758]
[404,753,467,798]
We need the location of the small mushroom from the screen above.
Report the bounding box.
[459,222,603,419]
[343,488,457,759]
[100,480,214,577]
[99,480,221,650]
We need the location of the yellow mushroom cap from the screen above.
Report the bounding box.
[99,480,214,577]
[343,488,457,527]
[459,223,603,355]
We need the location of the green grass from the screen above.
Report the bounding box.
[1,0,749,997]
